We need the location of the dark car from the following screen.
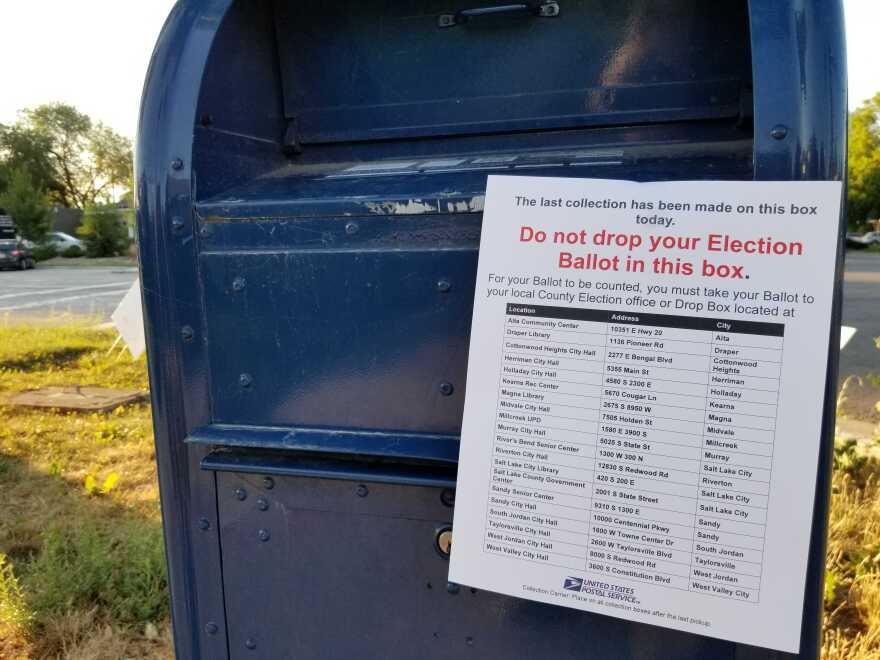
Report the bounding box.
[0,240,35,270]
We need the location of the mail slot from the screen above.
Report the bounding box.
[136,1,845,658]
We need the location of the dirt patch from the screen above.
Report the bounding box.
[6,386,147,412]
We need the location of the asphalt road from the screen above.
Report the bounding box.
[0,257,877,379]
[0,266,137,321]
[841,251,880,379]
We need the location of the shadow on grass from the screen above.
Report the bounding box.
[0,452,169,658]
[0,347,92,373]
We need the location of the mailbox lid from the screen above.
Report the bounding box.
[273,0,752,144]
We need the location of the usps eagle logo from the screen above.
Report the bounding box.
[563,577,584,591]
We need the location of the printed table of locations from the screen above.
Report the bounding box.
[488,303,782,602]
[449,176,843,652]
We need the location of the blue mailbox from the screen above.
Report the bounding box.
[137,1,846,658]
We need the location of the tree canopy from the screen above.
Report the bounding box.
[848,93,880,228]
[0,103,132,209]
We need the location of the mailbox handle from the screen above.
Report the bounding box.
[438,1,559,27]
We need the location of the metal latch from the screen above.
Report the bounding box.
[438,2,560,28]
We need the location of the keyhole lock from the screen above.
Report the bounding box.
[436,526,453,558]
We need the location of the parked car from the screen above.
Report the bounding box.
[45,231,85,250]
[0,239,35,270]
[846,231,880,249]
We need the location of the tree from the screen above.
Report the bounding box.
[89,123,134,194]
[0,122,63,200]
[848,93,880,229]
[77,205,129,257]
[0,160,8,198]
[0,103,132,209]
[0,131,8,197]
[0,168,51,243]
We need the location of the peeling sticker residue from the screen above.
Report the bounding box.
[468,196,484,212]
[364,195,484,215]
[364,199,439,215]
[445,196,484,213]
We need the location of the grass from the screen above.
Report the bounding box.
[823,442,880,660]
[0,322,171,659]
[36,256,137,269]
[0,322,879,658]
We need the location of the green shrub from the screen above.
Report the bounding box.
[0,168,50,244]
[61,244,84,258]
[0,553,33,634]
[22,519,168,624]
[76,205,129,258]
[31,244,57,261]
[833,437,869,480]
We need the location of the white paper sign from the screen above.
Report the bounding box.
[449,176,843,653]
[111,278,146,358]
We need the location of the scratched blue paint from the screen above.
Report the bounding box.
[137,1,846,658]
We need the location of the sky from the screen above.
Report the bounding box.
[0,1,878,140]
[0,1,177,139]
